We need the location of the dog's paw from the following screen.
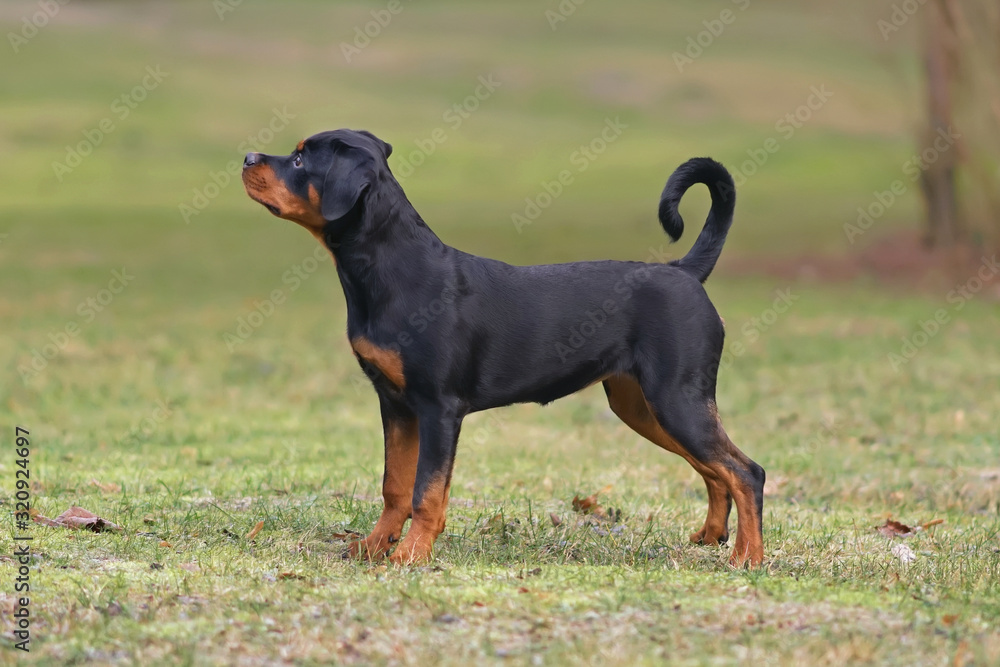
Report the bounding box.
[344,535,392,561]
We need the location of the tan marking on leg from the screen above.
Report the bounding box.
[689,476,731,546]
[604,375,698,464]
[713,423,764,568]
[604,375,762,567]
[389,475,450,565]
[348,419,419,560]
[351,337,406,390]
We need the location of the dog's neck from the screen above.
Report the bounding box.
[326,182,449,332]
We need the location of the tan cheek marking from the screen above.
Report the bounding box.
[352,337,406,389]
[244,164,325,231]
[273,179,324,230]
[304,184,335,259]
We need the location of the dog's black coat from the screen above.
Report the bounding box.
[242,129,764,567]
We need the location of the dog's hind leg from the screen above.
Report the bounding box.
[690,476,732,546]
[603,376,730,545]
[603,374,763,567]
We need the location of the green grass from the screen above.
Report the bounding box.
[1,0,999,664]
[3,277,999,665]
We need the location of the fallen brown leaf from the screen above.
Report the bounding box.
[330,530,363,541]
[246,520,264,540]
[89,479,121,494]
[32,516,63,528]
[876,519,915,538]
[876,517,944,538]
[549,513,562,527]
[878,518,911,536]
[32,506,122,532]
[572,484,613,517]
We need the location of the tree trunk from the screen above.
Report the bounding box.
[921,0,961,247]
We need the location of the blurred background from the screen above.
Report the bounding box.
[3,0,998,285]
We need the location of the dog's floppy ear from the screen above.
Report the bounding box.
[358,130,392,159]
[321,148,375,222]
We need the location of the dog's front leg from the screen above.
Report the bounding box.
[389,403,463,565]
[348,396,419,560]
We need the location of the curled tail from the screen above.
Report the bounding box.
[658,157,736,283]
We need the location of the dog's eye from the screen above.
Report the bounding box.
[293,154,303,168]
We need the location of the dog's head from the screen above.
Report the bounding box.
[241,129,393,238]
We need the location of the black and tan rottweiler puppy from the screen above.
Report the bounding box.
[242,129,764,567]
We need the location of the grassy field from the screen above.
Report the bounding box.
[2,1,999,664]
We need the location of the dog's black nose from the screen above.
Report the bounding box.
[243,153,260,169]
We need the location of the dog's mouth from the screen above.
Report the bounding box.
[242,166,324,231]
[260,200,281,216]
[246,190,281,216]
[243,171,282,217]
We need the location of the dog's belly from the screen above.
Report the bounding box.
[465,343,621,411]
